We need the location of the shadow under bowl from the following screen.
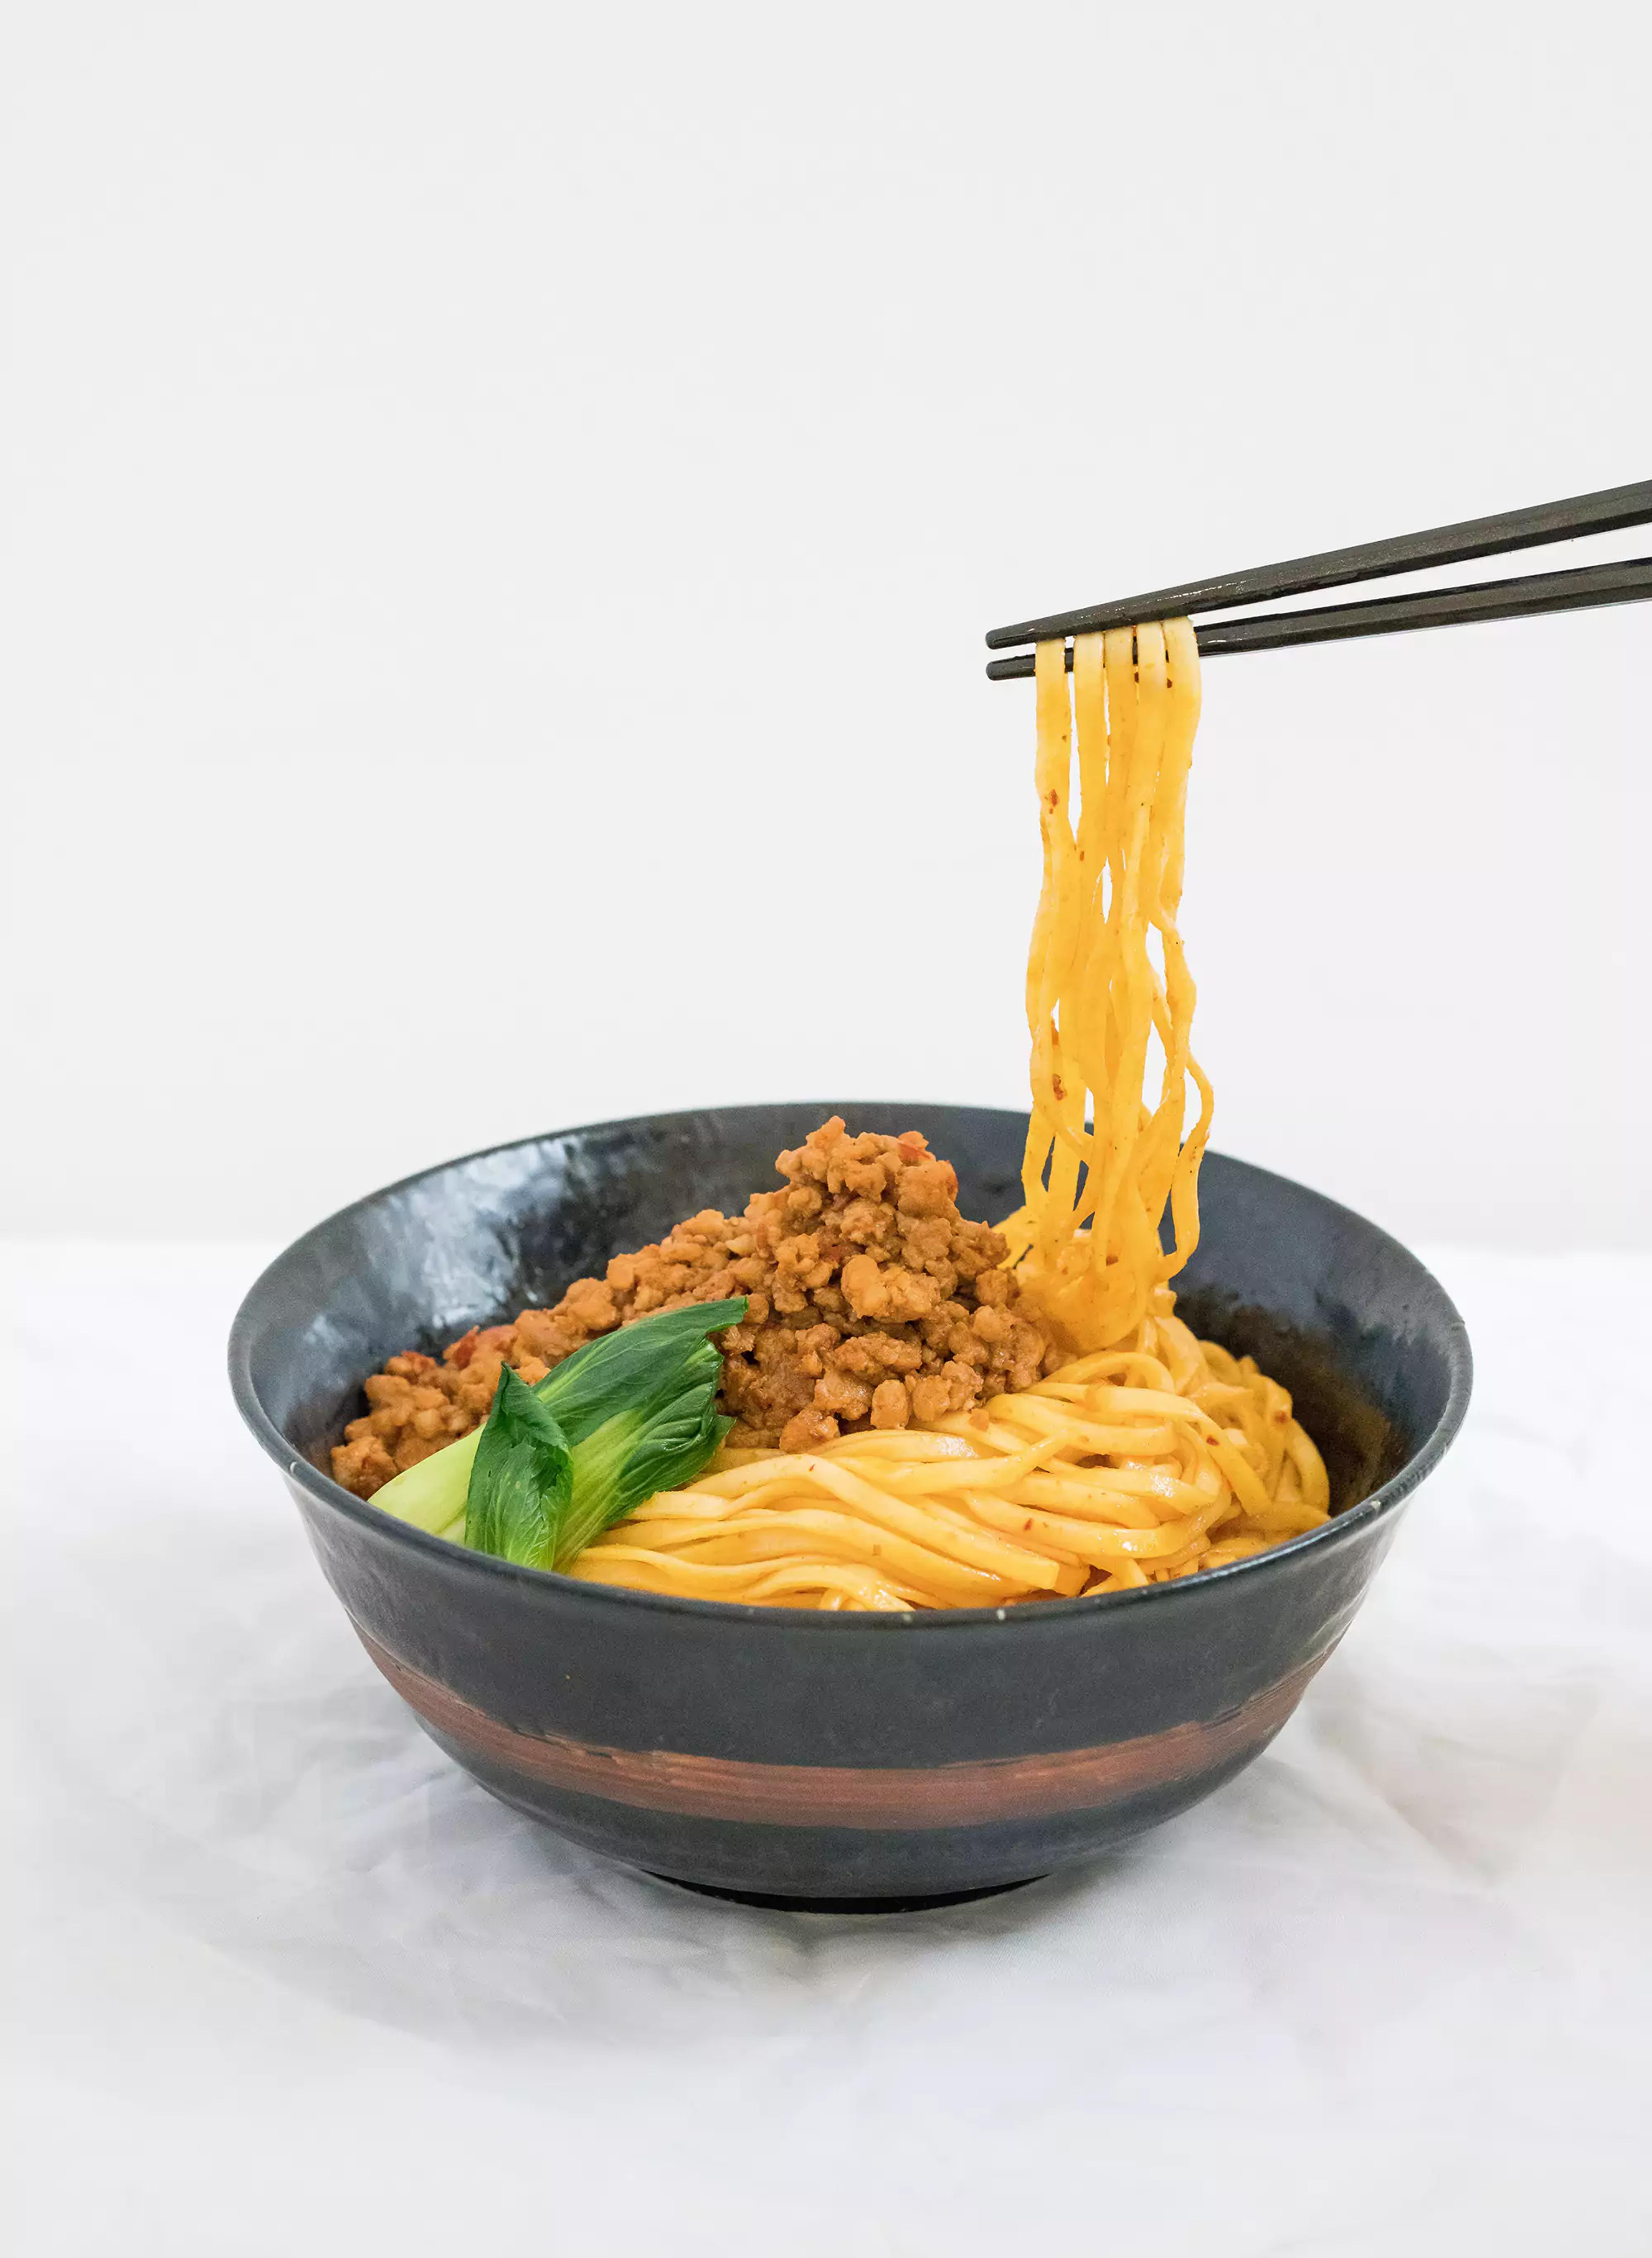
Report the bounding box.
[230,1103,1471,1909]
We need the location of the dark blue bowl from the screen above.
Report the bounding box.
[230,1104,1470,1909]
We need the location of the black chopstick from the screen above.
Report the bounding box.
[984,478,1652,668]
[983,554,1652,679]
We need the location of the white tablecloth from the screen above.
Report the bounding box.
[5,1241,1650,2256]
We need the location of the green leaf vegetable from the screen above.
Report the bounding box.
[464,1363,573,1566]
[368,1297,748,1570]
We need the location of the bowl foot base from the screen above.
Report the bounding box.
[648,1872,1046,1914]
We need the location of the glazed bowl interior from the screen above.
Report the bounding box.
[230,1103,1470,1905]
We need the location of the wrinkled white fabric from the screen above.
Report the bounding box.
[4,1241,1650,2257]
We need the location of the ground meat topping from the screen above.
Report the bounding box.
[330,1117,1060,1498]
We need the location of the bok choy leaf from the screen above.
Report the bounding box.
[367,1297,747,1570]
[464,1363,572,1566]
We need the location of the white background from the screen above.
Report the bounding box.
[4,0,1647,1249]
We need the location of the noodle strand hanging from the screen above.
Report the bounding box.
[572,624,1330,1610]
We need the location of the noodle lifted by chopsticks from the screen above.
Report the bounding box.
[576,624,1329,1609]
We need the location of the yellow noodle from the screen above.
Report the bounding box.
[576,619,1331,1610]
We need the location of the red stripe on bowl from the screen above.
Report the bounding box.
[359,1629,1334,1829]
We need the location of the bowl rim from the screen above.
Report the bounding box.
[228,1103,1474,1634]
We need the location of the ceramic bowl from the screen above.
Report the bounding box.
[230,1103,1471,1909]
